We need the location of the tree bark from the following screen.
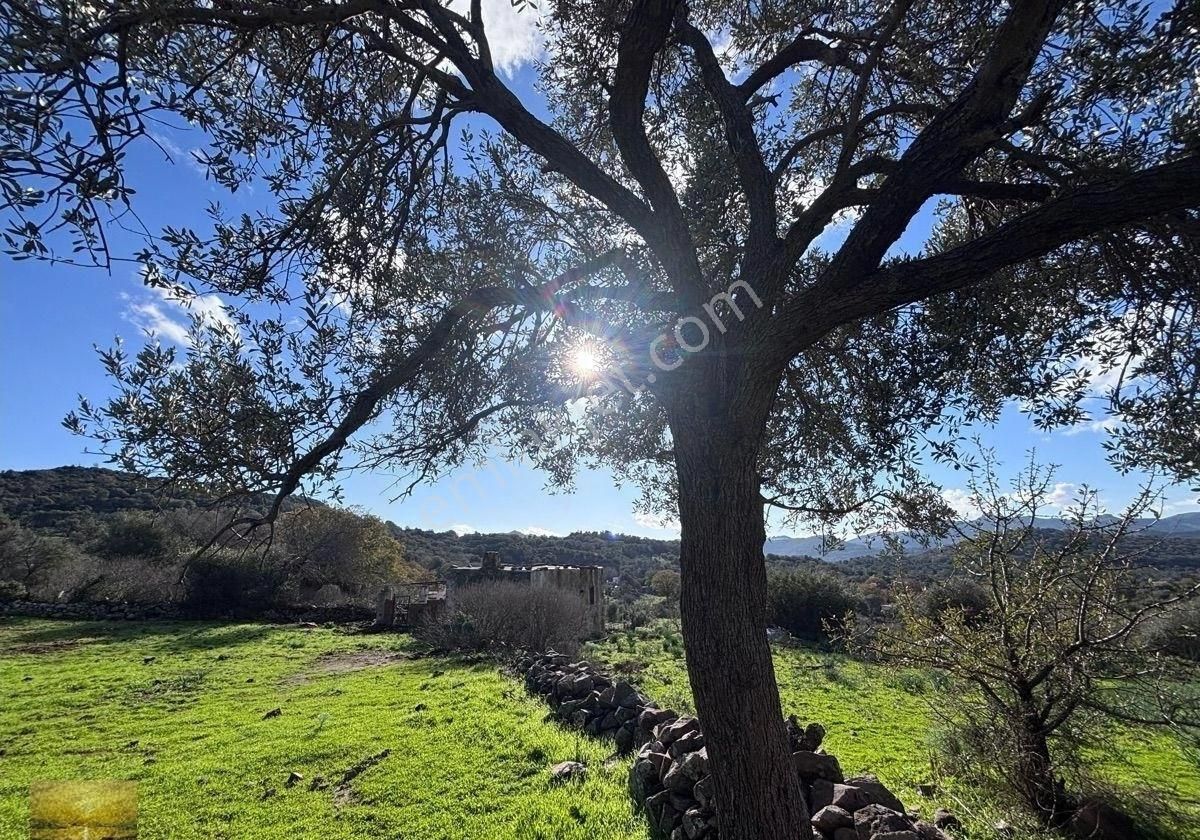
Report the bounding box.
[1014,704,1073,829]
[671,398,812,840]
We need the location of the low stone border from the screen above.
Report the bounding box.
[519,651,961,840]
[0,599,373,624]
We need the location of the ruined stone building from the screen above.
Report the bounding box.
[446,551,605,636]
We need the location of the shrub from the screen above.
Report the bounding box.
[1145,607,1200,662]
[766,568,860,642]
[419,581,588,653]
[183,550,291,615]
[920,577,991,626]
[94,512,176,561]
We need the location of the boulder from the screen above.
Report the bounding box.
[680,747,708,780]
[812,805,855,833]
[658,716,701,747]
[853,804,913,839]
[693,775,714,809]
[845,774,905,814]
[1071,797,1141,840]
[793,750,844,783]
[830,784,871,813]
[932,809,961,832]
[669,731,705,760]
[662,760,694,793]
[682,807,710,840]
[613,680,639,707]
[615,723,636,754]
[810,778,836,811]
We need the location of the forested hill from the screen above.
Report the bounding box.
[391,526,680,579]
[0,465,313,529]
[0,466,211,527]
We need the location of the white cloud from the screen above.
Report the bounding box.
[449,523,478,534]
[518,526,562,537]
[633,510,681,534]
[123,285,237,347]
[124,298,191,345]
[1042,482,1078,509]
[1063,417,1121,436]
[451,0,545,76]
[1156,496,1198,518]
[941,487,979,520]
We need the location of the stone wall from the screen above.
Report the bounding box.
[520,651,961,840]
[0,599,374,624]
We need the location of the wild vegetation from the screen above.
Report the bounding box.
[0,468,426,612]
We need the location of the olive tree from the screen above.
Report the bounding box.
[4,0,1199,836]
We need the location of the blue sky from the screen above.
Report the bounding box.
[1,2,1195,538]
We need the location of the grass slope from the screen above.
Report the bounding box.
[0,618,646,840]
[589,626,1200,839]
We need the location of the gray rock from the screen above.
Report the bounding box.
[549,760,586,783]
[812,805,855,832]
[663,760,694,793]
[830,783,870,813]
[680,747,708,780]
[933,809,961,831]
[853,804,912,839]
[845,774,905,814]
[682,808,710,839]
[669,730,705,759]
[810,778,836,811]
[693,775,714,809]
[793,750,844,783]
[658,716,701,746]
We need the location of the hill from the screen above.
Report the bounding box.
[0,466,423,611]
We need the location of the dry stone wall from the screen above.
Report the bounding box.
[520,651,961,840]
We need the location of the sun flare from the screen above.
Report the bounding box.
[566,341,607,380]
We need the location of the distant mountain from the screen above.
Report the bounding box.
[764,511,1200,560]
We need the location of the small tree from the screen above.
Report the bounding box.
[277,505,416,598]
[649,568,681,599]
[854,460,1200,830]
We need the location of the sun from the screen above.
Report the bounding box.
[566,341,605,380]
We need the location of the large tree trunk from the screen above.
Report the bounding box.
[671,402,812,840]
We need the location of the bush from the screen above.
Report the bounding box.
[1145,607,1200,662]
[418,581,588,654]
[94,512,176,561]
[183,550,291,616]
[920,577,991,626]
[766,568,860,642]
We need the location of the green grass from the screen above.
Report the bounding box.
[0,618,647,840]
[589,624,1200,839]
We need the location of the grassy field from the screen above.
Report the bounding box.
[0,618,645,840]
[588,625,1200,839]
[3,617,1197,839]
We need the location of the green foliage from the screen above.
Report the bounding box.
[94,512,177,562]
[765,568,859,642]
[0,468,425,610]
